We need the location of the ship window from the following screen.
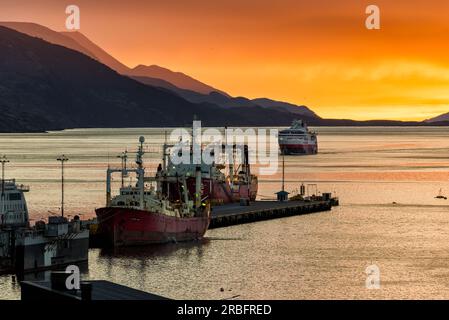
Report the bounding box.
[8,193,21,201]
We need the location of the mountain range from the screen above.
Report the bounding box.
[0,22,322,117]
[1,25,317,132]
[0,22,448,132]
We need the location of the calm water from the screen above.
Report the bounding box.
[1,126,449,299]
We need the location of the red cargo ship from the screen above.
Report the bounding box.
[159,143,258,205]
[95,137,210,247]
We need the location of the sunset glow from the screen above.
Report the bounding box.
[1,0,449,120]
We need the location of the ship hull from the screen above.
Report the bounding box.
[14,230,89,272]
[95,207,210,247]
[279,143,318,155]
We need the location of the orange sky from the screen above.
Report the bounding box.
[1,0,449,120]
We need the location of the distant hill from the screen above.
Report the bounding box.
[0,26,307,132]
[425,112,449,123]
[0,22,97,59]
[1,21,224,95]
[252,98,319,118]
[128,65,228,96]
[2,22,321,117]
[61,31,130,74]
[133,76,319,118]
[1,23,447,131]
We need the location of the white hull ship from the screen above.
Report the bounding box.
[278,120,318,155]
[0,166,89,273]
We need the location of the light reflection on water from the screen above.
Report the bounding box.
[1,126,449,299]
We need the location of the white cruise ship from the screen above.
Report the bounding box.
[278,120,318,155]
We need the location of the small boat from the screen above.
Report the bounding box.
[435,189,447,200]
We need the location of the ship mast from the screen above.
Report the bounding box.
[281,153,285,192]
[162,131,168,171]
[1,155,9,199]
[1,155,9,214]
[57,155,69,217]
[117,151,128,188]
[136,136,145,210]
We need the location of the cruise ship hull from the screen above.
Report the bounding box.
[95,207,210,247]
[279,143,318,155]
[278,119,318,155]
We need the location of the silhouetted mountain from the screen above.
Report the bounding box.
[252,98,319,118]
[128,65,228,96]
[132,76,319,118]
[0,26,309,132]
[131,76,252,106]
[2,22,225,95]
[3,22,326,117]
[425,112,449,123]
[61,31,130,74]
[304,119,422,126]
[1,24,445,132]
[0,22,97,59]
[131,76,187,94]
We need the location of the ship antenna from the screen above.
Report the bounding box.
[57,155,69,217]
[137,136,145,168]
[124,149,128,172]
[117,151,128,188]
[163,131,168,171]
[1,155,9,199]
[282,153,285,192]
[136,136,146,210]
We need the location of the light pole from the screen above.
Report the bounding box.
[0,155,9,199]
[57,155,69,217]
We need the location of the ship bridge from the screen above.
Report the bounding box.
[0,178,30,227]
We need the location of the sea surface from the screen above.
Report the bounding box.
[1,126,449,300]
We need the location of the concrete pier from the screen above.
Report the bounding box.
[210,200,334,229]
